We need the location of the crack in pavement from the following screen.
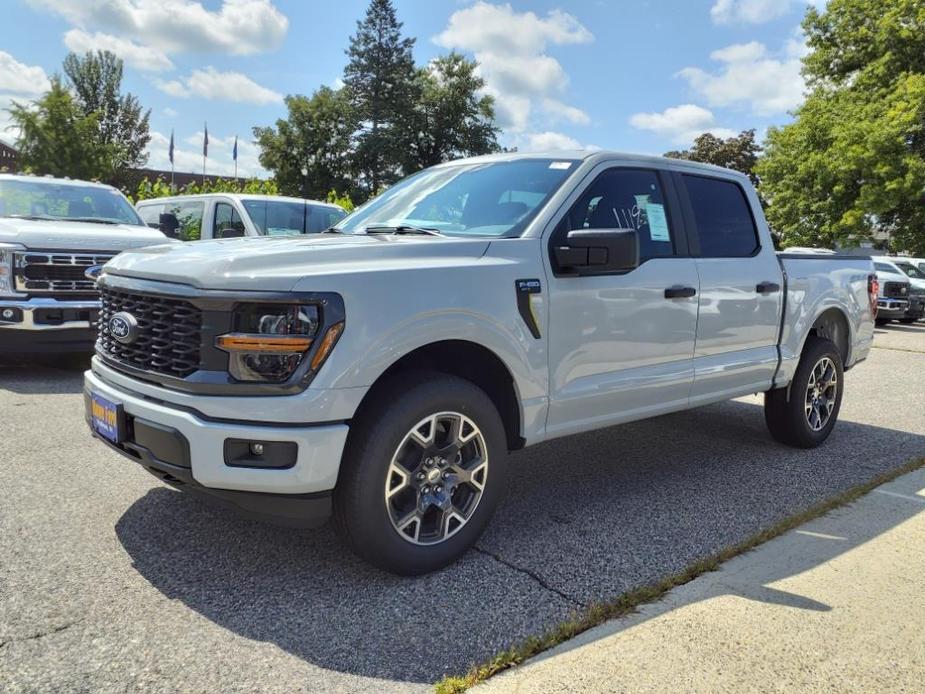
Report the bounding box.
[473,545,587,609]
[0,620,82,649]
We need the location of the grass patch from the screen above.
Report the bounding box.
[434,456,925,694]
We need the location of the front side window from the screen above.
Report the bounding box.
[558,168,675,262]
[337,159,577,238]
[894,261,925,280]
[683,175,759,258]
[213,202,246,238]
[306,205,347,233]
[0,179,144,226]
[137,203,164,228]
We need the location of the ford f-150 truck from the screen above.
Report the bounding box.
[84,152,877,574]
[0,174,171,353]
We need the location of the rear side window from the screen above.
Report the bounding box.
[683,175,759,257]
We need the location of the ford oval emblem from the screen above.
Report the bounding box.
[108,312,138,345]
[84,265,104,281]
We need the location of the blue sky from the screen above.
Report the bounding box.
[1,0,822,178]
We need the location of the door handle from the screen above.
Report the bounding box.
[756,281,781,294]
[664,285,697,299]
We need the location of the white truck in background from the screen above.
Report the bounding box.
[135,194,348,241]
[0,174,170,354]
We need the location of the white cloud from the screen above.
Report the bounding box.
[146,129,265,178]
[629,104,737,145]
[434,2,592,133]
[542,98,590,125]
[521,131,583,151]
[63,29,174,72]
[162,107,178,117]
[155,67,282,105]
[28,0,288,56]
[710,0,794,25]
[0,51,50,95]
[0,51,51,145]
[678,41,805,116]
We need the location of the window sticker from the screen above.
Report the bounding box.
[548,161,572,170]
[646,203,670,241]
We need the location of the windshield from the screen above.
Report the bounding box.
[0,179,144,226]
[895,261,925,280]
[243,200,347,236]
[336,158,578,238]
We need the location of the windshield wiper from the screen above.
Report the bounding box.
[364,225,444,236]
[321,227,344,234]
[68,217,119,225]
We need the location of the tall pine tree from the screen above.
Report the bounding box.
[343,0,417,198]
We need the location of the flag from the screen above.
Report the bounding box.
[168,130,174,165]
[203,123,208,158]
[232,136,238,162]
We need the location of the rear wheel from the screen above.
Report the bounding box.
[765,336,843,448]
[334,373,507,575]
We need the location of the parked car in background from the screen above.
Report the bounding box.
[0,173,171,354]
[872,256,924,324]
[85,151,876,574]
[135,194,348,241]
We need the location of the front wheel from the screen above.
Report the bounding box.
[334,373,507,575]
[764,336,844,449]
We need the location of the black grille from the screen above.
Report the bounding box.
[98,287,202,378]
[882,281,908,298]
[14,251,114,294]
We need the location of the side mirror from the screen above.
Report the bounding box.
[554,228,639,275]
[158,212,180,239]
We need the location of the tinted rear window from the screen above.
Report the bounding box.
[684,175,759,258]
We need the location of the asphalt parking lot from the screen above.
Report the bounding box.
[2,324,925,693]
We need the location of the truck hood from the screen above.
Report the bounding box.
[0,217,170,252]
[103,233,492,291]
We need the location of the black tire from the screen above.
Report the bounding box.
[875,318,890,327]
[899,317,917,324]
[334,371,508,575]
[764,336,844,449]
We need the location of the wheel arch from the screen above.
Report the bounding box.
[805,307,850,364]
[352,340,525,452]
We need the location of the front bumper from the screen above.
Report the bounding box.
[0,297,99,352]
[877,298,909,319]
[84,369,349,527]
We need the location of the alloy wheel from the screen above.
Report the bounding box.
[805,356,838,432]
[384,411,488,546]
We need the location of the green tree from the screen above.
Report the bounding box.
[343,0,418,197]
[253,87,356,199]
[402,53,501,171]
[665,129,762,185]
[9,77,113,180]
[63,50,151,183]
[756,0,925,253]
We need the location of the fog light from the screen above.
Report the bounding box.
[1,309,13,319]
[250,442,265,456]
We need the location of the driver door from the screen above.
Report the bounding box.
[545,166,699,438]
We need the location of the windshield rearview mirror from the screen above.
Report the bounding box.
[554,228,639,275]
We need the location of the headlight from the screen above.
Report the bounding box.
[216,303,344,383]
[0,243,24,297]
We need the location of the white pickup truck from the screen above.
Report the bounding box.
[84,152,877,574]
[135,194,347,241]
[0,174,169,353]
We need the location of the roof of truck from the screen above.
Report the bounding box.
[434,150,748,178]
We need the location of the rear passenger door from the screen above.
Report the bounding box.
[676,173,783,403]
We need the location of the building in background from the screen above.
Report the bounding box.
[0,140,20,172]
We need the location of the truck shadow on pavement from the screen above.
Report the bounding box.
[0,355,89,394]
[114,399,925,685]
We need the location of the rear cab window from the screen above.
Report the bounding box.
[682,174,759,257]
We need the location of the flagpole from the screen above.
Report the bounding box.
[202,122,208,185]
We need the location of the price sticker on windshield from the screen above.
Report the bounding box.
[548,162,572,170]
